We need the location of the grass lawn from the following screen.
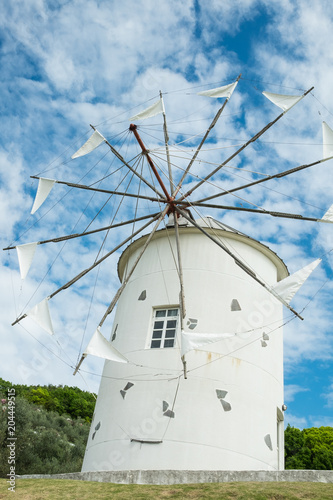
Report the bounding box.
[1,479,333,499]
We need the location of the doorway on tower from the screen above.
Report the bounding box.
[277,407,284,470]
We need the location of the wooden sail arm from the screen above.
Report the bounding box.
[47,212,163,300]
[173,212,187,378]
[172,74,242,199]
[174,205,260,278]
[89,125,166,200]
[173,205,304,320]
[195,157,331,204]
[29,176,164,203]
[73,354,86,375]
[12,313,27,327]
[187,201,330,223]
[177,86,314,202]
[160,91,174,194]
[3,213,160,251]
[10,214,163,327]
[129,124,173,203]
[98,206,169,327]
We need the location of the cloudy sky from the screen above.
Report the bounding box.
[1,0,333,429]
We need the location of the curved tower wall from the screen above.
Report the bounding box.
[82,220,288,472]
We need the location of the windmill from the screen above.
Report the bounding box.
[4,75,333,471]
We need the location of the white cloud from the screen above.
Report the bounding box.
[284,384,309,402]
[322,382,333,408]
[284,413,308,429]
[309,415,333,428]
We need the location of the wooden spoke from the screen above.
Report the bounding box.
[195,157,331,203]
[177,87,314,202]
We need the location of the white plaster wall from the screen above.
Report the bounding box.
[82,223,286,472]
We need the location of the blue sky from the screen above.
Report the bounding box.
[1,0,333,430]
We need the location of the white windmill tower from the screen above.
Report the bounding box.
[81,215,291,471]
[7,77,333,473]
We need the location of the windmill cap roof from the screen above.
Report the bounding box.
[117,214,289,282]
[197,216,248,235]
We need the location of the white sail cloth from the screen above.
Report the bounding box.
[16,242,38,279]
[130,98,165,121]
[31,178,55,214]
[262,91,303,113]
[83,327,128,363]
[181,330,235,357]
[322,122,333,159]
[26,298,54,335]
[270,259,321,305]
[71,130,105,159]
[197,81,238,99]
[322,204,333,223]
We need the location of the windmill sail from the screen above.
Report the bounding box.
[16,242,38,279]
[181,330,235,357]
[322,121,333,159]
[197,81,238,99]
[262,91,303,112]
[26,298,54,335]
[71,130,105,159]
[83,327,128,363]
[322,204,333,222]
[31,178,55,214]
[130,98,164,121]
[270,259,321,304]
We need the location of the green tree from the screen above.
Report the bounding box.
[285,424,333,470]
[0,378,96,422]
[0,395,90,476]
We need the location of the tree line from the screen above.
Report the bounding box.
[284,424,333,470]
[0,377,96,476]
[0,377,332,475]
[0,378,96,422]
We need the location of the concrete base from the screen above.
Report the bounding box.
[17,469,333,484]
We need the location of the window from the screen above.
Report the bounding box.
[150,308,179,348]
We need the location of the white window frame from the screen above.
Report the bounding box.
[149,307,179,349]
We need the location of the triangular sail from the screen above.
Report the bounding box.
[322,122,333,159]
[130,98,164,121]
[16,242,38,279]
[262,91,303,113]
[322,204,333,223]
[31,178,55,214]
[83,327,128,363]
[71,130,105,159]
[271,259,321,304]
[181,330,235,357]
[26,298,54,335]
[197,81,238,99]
